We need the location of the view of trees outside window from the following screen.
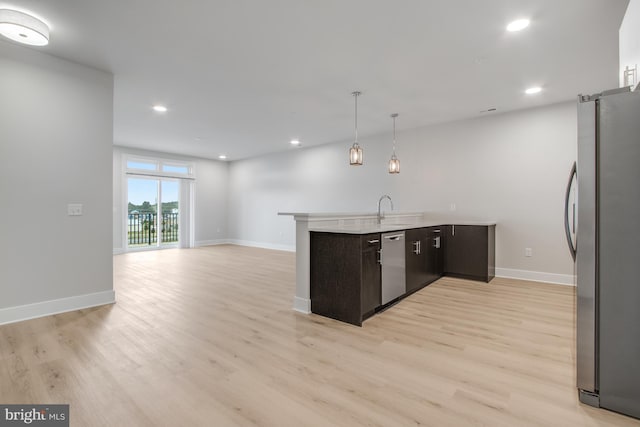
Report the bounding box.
[127,178,179,246]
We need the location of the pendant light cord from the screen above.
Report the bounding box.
[391,113,398,155]
[355,95,358,143]
[392,116,396,154]
[353,91,360,144]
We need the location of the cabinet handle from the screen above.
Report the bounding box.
[434,236,440,249]
[367,239,379,244]
[433,229,441,233]
[452,225,455,236]
[384,234,403,240]
[377,249,382,265]
[412,240,421,255]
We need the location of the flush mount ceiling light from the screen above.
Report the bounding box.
[349,91,363,165]
[388,113,400,174]
[290,139,301,146]
[218,155,227,160]
[507,18,530,32]
[525,86,542,95]
[0,9,49,46]
[152,105,168,113]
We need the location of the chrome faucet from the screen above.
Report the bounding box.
[377,195,394,224]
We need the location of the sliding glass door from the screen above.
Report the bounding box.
[127,178,179,249]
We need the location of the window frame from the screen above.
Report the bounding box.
[125,155,195,179]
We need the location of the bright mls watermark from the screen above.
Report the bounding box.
[0,405,68,426]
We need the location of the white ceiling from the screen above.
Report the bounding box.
[2,0,629,160]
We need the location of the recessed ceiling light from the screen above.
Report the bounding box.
[218,155,227,160]
[152,105,168,113]
[507,19,530,32]
[525,86,542,95]
[290,139,301,146]
[0,9,50,46]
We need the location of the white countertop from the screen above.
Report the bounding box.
[279,211,495,234]
[278,211,425,220]
[309,220,496,234]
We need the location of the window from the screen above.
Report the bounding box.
[126,160,157,171]
[123,155,195,252]
[125,156,194,179]
[162,164,190,174]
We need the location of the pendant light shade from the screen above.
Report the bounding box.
[349,142,363,165]
[0,9,49,46]
[388,153,400,174]
[388,113,400,174]
[349,91,363,165]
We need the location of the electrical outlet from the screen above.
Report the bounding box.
[525,248,533,257]
[67,203,83,216]
[450,203,457,212]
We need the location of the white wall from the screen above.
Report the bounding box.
[620,0,640,87]
[192,156,229,247]
[112,146,228,252]
[228,102,577,280]
[0,41,114,321]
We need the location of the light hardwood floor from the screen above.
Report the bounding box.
[1,245,638,426]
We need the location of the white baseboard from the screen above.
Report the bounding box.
[293,296,311,314]
[119,239,295,252]
[495,268,574,286]
[195,239,228,247]
[0,290,116,326]
[227,239,295,252]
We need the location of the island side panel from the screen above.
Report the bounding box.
[294,218,311,313]
[487,224,496,281]
[310,232,362,326]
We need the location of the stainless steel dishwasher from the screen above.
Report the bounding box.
[381,231,406,305]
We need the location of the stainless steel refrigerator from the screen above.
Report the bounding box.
[565,86,640,419]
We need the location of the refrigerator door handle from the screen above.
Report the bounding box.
[564,161,577,261]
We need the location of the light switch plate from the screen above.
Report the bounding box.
[68,203,83,216]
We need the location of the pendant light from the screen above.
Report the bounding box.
[388,113,400,174]
[349,91,363,165]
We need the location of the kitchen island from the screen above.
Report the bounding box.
[279,212,496,325]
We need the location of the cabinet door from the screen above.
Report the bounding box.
[425,227,443,283]
[405,228,429,293]
[435,228,444,276]
[361,234,381,315]
[444,225,489,281]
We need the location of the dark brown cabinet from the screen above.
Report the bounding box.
[443,225,495,282]
[432,228,444,278]
[405,227,443,294]
[310,223,495,327]
[405,228,427,293]
[361,234,382,315]
[310,232,381,326]
[427,227,444,282]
